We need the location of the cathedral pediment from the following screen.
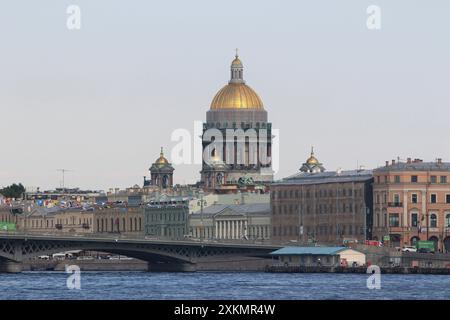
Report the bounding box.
[213,208,245,218]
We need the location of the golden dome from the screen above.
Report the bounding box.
[155,147,169,165]
[231,57,243,67]
[306,156,319,165]
[306,147,319,165]
[210,52,264,110]
[210,83,264,110]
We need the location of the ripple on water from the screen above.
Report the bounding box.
[0,272,449,300]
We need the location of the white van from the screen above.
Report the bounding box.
[52,253,66,260]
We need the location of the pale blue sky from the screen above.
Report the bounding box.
[1,1,449,190]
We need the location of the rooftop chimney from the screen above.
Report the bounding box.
[392,159,396,165]
[385,161,389,167]
[407,158,412,164]
[437,158,442,164]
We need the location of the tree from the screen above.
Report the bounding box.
[0,183,25,199]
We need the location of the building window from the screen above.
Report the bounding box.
[430,194,437,204]
[411,175,418,183]
[430,214,437,228]
[446,195,450,204]
[394,175,400,183]
[389,214,400,227]
[411,194,418,204]
[446,214,450,227]
[441,176,448,184]
[384,176,388,183]
[393,194,400,204]
[411,213,418,227]
[430,175,437,183]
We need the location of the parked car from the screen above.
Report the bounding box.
[402,246,417,253]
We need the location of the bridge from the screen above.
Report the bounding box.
[0,233,280,273]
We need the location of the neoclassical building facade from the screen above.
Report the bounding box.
[372,158,450,252]
[271,150,374,245]
[189,203,271,241]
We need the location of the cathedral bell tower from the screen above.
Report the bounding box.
[145,147,174,189]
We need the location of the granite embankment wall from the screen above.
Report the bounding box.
[23,259,149,271]
[23,256,273,272]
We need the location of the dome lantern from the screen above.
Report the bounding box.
[230,48,244,84]
[210,51,264,110]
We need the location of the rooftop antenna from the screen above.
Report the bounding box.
[57,169,73,191]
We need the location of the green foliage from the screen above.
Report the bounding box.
[0,183,25,199]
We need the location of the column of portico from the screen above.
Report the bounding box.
[214,221,219,239]
[225,221,228,239]
[238,221,241,239]
[223,221,226,239]
[232,220,235,239]
[237,220,242,239]
[244,220,248,237]
[238,221,242,238]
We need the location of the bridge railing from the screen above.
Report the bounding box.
[0,231,277,245]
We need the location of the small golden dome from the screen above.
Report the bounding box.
[306,156,319,165]
[210,83,264,110]
[306,147,319,165]
[231,57,243,67]
[155,147,169,165]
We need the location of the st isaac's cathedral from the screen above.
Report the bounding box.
[200,53,274,191]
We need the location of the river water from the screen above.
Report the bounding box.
[0,272,449,300]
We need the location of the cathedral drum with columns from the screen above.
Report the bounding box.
[201,53,274,190]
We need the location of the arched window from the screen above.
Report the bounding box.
[430,214,437,228]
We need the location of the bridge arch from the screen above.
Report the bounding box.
[0,238,194,265]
